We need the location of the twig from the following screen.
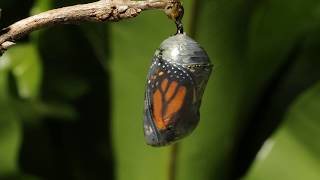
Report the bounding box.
[168,144,179,180]
[0,0,182,55]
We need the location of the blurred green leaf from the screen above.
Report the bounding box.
[0,57,21,177]
[228,21,320,178]
[30,0,51,15]
[0,109,21,177]
[244,82,320,180]
[6,44,42,99]
[14,100,77,123]
[287,82,320,159]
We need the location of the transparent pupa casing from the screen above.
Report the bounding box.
[144,33,212,146]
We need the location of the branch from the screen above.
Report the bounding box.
[0,0,182,55]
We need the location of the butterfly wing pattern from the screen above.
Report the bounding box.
[144,33,212,146]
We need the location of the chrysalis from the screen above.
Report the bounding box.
[143,33,213,146]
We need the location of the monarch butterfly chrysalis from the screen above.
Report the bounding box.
[144,33,213,146]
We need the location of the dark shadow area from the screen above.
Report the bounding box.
[0,0,34,42]
[18,24,114,180]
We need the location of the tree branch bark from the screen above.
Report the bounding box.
[0,0,179,55]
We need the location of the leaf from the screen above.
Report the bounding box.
[30,0,51,15]
[0,56,21,177]
[244,82,320,180]
[14,100,77,123]
[287,83,320,159]
[243,29,320,179]
[6,44,42,99]
[0,109,21,177]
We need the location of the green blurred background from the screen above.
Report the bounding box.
[0,0,319,179]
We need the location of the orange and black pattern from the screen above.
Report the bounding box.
[148,58,193,130]
[144,34,212,146]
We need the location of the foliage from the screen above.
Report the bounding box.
[0,0,319,180]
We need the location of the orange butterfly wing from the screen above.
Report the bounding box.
[152,78,187,130]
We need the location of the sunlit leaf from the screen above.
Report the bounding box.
[245,82,320,180]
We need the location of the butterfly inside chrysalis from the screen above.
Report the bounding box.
[143,22,212,146]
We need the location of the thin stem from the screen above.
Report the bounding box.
[168,143,179,180]
[189,0,201,38]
